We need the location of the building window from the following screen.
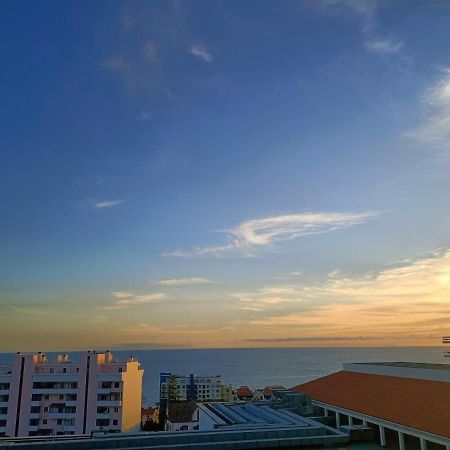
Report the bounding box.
[114,382,120,388]
[44,395,49,400]
[29,419,39,426]
[44,407,48,412]
[96,419,110,427]
[114,407,119,413]
[63,368,67,373]
[57,419,63,425]
[31,394,41,401]
[0,383,10,390]
[59,395,64,400]
[42,419,47,425]
[97,406,109,414]
[0,395,9,402]
[113,420,118,426]
[30,406,40,414]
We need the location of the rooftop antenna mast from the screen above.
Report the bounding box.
[443,336,450,358]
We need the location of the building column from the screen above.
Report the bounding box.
[420,438,427,450]
[335,412,341,429]
[323,408,329,417]
[348,416,353,426]
[398,431,405,450]
[379,426,386,447]
[362,419,368,426]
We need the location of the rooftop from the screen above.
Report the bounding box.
[353,361,450,371]
[293,370,450,438]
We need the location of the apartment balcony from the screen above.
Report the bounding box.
[48,412,76,419]
[32,373,78,381]
[97,400,122,407]
[31,388,78,395]
[96,373,123,382]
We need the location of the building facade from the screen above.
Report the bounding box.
[294,362,450,450]
[0,351,143,437]
[159,373,233,405]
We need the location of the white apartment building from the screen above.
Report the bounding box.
[159,373,233,404]
[0,351,143,437]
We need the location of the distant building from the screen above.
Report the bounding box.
[141,407,159,429]
[252,385,286,402]
[159,373,233,405]
[165,400,198,432]
[0,351,143,437]
[234,386,253,401]
[293,362,450,450]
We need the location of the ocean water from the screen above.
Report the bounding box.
[0,346,446,406]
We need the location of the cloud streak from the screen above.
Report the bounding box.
[318,1,403,56]
[406,69,450,153]
[233,249,450,343]
[156,277,217,286]
[100,57,130,73]
[165,211,378,258]
[94,199,126,209]
[190,45,213,63]
[101,291,166,310]
[365,39,403,54]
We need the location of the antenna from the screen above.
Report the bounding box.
[443,336,450,358]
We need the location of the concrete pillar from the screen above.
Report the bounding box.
[335,412,341,429]
[324,408,329,417]
[398,431,405,450]
[380,426,386,447]
[362,419,368,426]
[420,438,427,450]
[348,416,354,426]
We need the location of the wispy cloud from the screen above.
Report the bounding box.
[165,211,378,258]
[156,277,217,286]
[136,110,153,121]
[189,45,213,63]
[101,291,166,310]
[120,13,136,31]
[233,249,450,343]
[406,69,450,153]
[365,38,403,54]
[100,57,130,73]
[94,199,126,209]
[143,41,158,63]
[317,1,403,55]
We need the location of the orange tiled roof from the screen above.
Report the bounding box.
[235,386,253,396]
[141,407,156,416]
[293,371,450,438]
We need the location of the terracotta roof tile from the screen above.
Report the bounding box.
[293,371,450,438]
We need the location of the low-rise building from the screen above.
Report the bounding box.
[0,351,143,437]
[141,407,159,429]
[234,386,253,401]
[293,362,450,450]
[159,373,233,405]
[252,385,286,402]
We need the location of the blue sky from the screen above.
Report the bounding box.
[2,0,450,350]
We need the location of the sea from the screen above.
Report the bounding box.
[0,346,446,406]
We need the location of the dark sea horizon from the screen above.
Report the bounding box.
[0,346,446,406]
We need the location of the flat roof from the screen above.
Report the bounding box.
[293,371,450,438]
[353,362,450,371]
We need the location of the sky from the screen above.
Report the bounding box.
[1,0,450,351]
